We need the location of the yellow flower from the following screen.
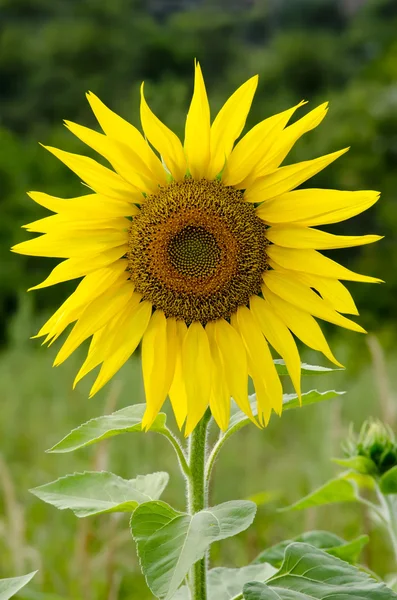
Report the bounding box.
[13,63,382,435]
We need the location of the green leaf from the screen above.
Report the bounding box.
[274,360,343,377]
[31,471,169,517]
[131,499,257,600]
[0,572,37,600]
[281,389,345,412]
[333,456,378,475]
[243,542,397,599]
[280,474,359,512]
[253,531,369,567]
[229,390,344,432]
[172,565,276,600]
[379,465,397,494]
[47,405,166,453]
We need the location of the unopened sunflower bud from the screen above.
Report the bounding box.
[342,419,397,476]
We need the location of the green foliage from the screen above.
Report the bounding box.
[30,471,169,517]
[274,360,343,377]
[280,474,360,511]
[333,455,378,475]
[172,565,277,600]
[242,543,397,599]
[2,0,397,340]
[130,500,257,599]
[0,572,37,600]
[228,386,345,432]
[253,530,369,567]
[47,404,167,453]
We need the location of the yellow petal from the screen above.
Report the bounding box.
[169,320,188,429]
[244,148,349,203]
[65,121,158,193]
[89,300,152,397]
[183,322,212,437]
[12,229,128,258]
[27,191,139,218]
[235,306,283,416]
[207,75,258,179]
[250,295,301,401]
[140,83,186,180]
[263,285,343,367]
[266,224,382,250]
[42,145,140,200]
[256,189,380,226]
[267,245,382,283]
[86,91,166,185]
[73,310,127,387]
[261,103,329,174]
[213,318,254,421]
[223,101,305,187]
[263,270,366,333]
[29,252,127,291]
[269,264,358,315]
[24,213,127,234]
[37,264,128,342]
[206,322,230,431]
[141,311,169,430]
[54,280,135,366]
[184,62,210,179]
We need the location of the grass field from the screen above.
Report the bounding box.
[1,302,397,599]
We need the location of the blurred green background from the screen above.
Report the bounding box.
[1,0,397,597]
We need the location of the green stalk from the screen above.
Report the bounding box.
[187,409,211,600]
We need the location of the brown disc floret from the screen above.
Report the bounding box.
[127,178,268,324]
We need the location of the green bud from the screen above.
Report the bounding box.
[342,419,397,476]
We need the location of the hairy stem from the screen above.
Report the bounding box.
[161,428,191,480]
[375,486,397,565]
[187,410,211,600]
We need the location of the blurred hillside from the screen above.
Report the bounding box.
[1,0,397,343]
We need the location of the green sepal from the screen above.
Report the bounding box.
[30,470,169,517]
[47,404,167,453]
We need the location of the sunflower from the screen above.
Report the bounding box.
[13,63,381,435]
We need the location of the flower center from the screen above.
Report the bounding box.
[168,225,221,278]
[127,178,268,324]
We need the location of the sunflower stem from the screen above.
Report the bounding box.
[187,409,211,600]
[160,428,191,480]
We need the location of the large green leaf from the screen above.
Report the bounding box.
[131,500,257,600]
[48,405,167,453]
[172,565,276,600]
[280,474,359,512]
[31,471,169,517]
[253,530,368,567]
[379,465,397,494]
[243,543,397,599]
[274,360,343,377]
[0,572,37,600]
[228,390,344,432]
